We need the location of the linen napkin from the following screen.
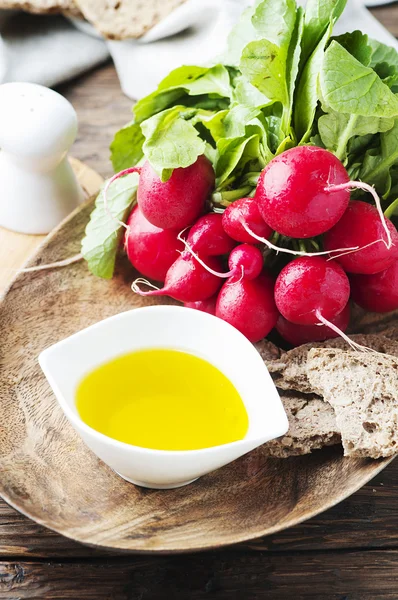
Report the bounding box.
[0,0,395,100]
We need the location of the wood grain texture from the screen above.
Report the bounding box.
[0,463,396,558]
[0,197,395,553]
[2,550,398,599]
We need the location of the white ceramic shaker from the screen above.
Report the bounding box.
[0,82,84,234]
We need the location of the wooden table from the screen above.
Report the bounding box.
[1,6,398,598]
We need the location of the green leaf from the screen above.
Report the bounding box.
[81,173,139,279]
[133,65,232,123]
[369,38,398,70]
[301,0,347,64]
[141,107,206,181]
[294,23,332,141]
[286,7,304,128]
[197,110,229,142]
[239,0,296,120]
[232,75,270,108]
[215,134,262,187]
[252,0,296,47]
[221,3,260,66]
[360,120,398,195]
[318,110,394,161]
[332,31,372,66]
[320,41,398,117]
[110,121,144,173]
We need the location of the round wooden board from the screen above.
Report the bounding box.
[0,162,395,554]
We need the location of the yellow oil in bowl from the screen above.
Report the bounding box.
[75,348,249,451]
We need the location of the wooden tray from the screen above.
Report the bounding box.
[0,161,394,553]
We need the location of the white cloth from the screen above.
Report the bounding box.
[0,0,395,100]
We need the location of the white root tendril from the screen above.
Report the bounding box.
[315,310,374,353]
[103,166,141,232]
[131,278,160,294]
[326,180,392,249]
[177,229,235,279]
[241,222,359,257]
[326,239,383,262]
[20,253,83,273]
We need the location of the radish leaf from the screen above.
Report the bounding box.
[321,41,398,117]
[82,173,139,279]
[110,121,144,173]
[141,107,206,181]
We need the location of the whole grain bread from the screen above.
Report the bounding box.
[0,0,81,15]
[307,348,398,458]
[262,391,340,458]
[349,304,398,341]
[254,339,283,363]
[266,334,398,394]
[75,0,187,40]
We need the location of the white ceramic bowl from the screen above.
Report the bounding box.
[39,306,288,489]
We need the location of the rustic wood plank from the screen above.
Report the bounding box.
[1,550,398,599]
[0,460,396,558]
[371,5,398,38]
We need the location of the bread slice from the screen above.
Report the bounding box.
[262,391,340,458]
[254,339,283,363]
[267,334,398,394]
[349,304,398,341]
[307,348,398,458]
[75,0,187,40]
[0,0,81,15]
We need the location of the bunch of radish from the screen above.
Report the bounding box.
[108,146,398,346]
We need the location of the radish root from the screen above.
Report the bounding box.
[131,277,160,295]
[325,180,392,249]
[20,253,83,273]
[103,166,142,231]
[176,230,235,279]
[242,222,359,257]
[315,310,373,353]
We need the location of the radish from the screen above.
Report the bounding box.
[350,261,398,313]
[254,146,350,238]
[132,253,223,303]
[324,200,398,274]
[124,206,183,281]
[184,296,217,315]
[216,272,278,343]
[276,302,350,347]
[222,197,272,244]
[274,256,350,327]
[182,243,264,282]
[186,213,236,256]
[227,244,263,281]
[138,156,215,230]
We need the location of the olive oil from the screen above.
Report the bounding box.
[75,348,249,451]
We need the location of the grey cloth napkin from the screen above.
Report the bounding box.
[0,12,109,86]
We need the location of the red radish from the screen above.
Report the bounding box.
[222,197,272,244]
[324,200,398,274]
[274,256,350,326]
[186,213,236,256]
[227,244,263,281]
[255,146,350,238]
[137,156,215,230]
[183,243,264,281]
[132,253,222,303]
[216,272,278,342]
[350,261,398,313]
[184,296,217,315]
[125,206,183,281]
[276,302,350,346]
